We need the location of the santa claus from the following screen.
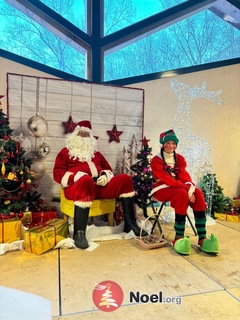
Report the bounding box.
[53,120,146,249]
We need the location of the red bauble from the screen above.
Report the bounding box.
[18,212,24,219]
[10,212,15,217]
[3,134,9,140]
[20,183,25,188]
[38,199,44,205]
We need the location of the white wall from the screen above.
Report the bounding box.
[128,64,240,198]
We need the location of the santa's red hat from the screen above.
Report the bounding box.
[75,120,93,134]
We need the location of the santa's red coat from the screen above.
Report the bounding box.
[53,147,134,206]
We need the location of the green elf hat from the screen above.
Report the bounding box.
[159,129,179,146]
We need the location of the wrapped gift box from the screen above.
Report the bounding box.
[215,213,240,223]
[0,218,22,243]
[30,211,58,227]
[24,218,68,255]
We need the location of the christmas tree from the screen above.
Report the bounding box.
[130,137,154,217]
[199,173,232,217]
[0,105,41,217]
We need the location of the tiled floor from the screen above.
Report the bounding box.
[0,219,239,320]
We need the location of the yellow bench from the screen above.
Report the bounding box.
[60,188,115,226]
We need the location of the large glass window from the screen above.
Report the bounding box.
[0,0,239,82]
[104,9,240,81]
[104,0,187,35]
[39,0,86,31]
[0,0,86,77]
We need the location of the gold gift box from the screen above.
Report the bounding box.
[0,218,22,243]
[215,213,240,223]
[24,218,68,255]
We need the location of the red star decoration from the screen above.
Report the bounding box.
[62,116,77,134]
[140,136,150,147]
[0,95,4,106]
[107,124,123,143]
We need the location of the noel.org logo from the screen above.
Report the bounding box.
[92,280,124,312]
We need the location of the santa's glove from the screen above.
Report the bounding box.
[96,174,108,186]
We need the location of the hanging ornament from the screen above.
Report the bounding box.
[27,115,48,138]
[31,157,46,180]
[7,172,16,180]
[37,141,50,157]
[18,212,24,219]
[27,78,48,138]
[107,124,123,143]
[1,162,6,176]
[62,115,77,134]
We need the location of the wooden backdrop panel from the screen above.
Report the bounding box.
[7,73,144,204]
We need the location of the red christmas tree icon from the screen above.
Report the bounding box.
[92,280,124,312]
[99,283,118,309]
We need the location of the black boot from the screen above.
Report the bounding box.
[74,205,90,249]
[121,197,148,237]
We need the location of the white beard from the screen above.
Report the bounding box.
[66,131,97,162]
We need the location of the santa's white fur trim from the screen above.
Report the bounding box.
[119,191,135,198]
[88,161,98,177]
[74,200,92,208]
[75,125,92,134]
[61,172,73,188]
[101,170,114,182]
[74,171,87,182]
[149,184,169,197]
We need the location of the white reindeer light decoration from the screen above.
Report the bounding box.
[171,80,223,183]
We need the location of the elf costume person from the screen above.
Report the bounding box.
[150,129,219,255]
[53,120,147,249]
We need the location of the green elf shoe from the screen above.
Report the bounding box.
[171,236,191,255]
[198,234,219,254]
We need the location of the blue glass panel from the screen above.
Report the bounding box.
[0,0,86,78]
[39,0,87,31]
[104,9,240,81]
[104,0,187,35]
